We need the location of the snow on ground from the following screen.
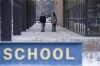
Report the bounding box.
[83,52,100,66]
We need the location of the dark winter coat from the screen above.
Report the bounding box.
[39,16,46,23]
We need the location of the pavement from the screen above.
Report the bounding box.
[12,23,100,42]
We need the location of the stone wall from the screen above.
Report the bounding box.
[54,0,64,27]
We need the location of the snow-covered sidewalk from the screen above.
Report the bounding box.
[12,23,100,42]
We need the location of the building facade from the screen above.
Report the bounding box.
[54,0,64,27]
[55,0,100,36]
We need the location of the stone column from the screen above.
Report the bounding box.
[26,0,31,29]
[1,0,12,41]
[31,0,36,26]
[21,0,26,31]
[13,0,21,35]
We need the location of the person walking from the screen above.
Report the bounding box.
[51,12,57,32]
[39,13,46,32]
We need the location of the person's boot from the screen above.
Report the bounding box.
[43,30,45,32]
[41,30,43,32]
